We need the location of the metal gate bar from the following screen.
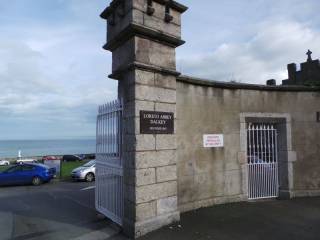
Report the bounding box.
[96,99,123,226]
[247,123,279,200]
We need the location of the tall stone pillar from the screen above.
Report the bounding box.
[100,0,187,238]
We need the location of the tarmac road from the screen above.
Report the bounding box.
[139,197,320,240]
[2,181,320,240]
[0,181,128,240]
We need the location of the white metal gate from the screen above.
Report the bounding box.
[247,123,279,200]
[95,99,124,225]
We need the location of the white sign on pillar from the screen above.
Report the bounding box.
[203,134,224,148]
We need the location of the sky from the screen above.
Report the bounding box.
[0,0,319,140]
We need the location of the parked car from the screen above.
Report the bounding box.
[0,163,56,186]
[16,158,38,164]
[71,160,95,182]
[0,160,10,166]
[42,156,59,161]
[62,155,82,162]
[77,154,86,160]
[86,154,96,160]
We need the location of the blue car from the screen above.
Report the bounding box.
[0,163,56,186]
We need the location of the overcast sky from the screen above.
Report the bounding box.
[0,0,319,140]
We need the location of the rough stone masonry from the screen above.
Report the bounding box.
[100,0,187,238]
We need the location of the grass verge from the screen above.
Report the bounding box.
[0,166,10,172]
[60,161,89,180]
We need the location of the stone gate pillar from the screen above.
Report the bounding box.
[100,0,187,238]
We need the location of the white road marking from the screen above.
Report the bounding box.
[80,186,96,191]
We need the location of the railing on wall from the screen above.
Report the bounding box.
[95,99,124,226]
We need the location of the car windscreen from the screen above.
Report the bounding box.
[83,160,95,167]
[33,163,50,169]
[21,165,35,171]
[4,166,22,173]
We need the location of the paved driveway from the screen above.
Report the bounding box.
[2,182,320,240]
[0,181,128,240]
[139,197,320,240]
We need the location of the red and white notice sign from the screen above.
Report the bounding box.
[203,134,224,148]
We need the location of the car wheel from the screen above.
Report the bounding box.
[85,173,94,182]
[5,163,9,166]
[32,176,42,186]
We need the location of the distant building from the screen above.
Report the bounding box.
[282,50,320,86]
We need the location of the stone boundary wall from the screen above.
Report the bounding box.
[176,75,320,212]
[178,75,320,92]
[101,0,320,237]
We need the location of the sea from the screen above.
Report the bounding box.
[0,139,96,158]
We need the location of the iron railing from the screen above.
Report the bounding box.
[95,99,124,226]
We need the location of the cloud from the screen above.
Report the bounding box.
[0,42,115,138]
[178,19,320,84]
[0,1,116,139]
[1,0,319,139]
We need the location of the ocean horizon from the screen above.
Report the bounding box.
[0,138,96,158]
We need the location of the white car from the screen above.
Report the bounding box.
[71,160,96,182]
[0,160,10,166]
[16,159,38,164]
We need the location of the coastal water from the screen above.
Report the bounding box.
[0,139,96,158]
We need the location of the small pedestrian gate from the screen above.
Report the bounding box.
[96,99,124,226]
[247,123,279,200]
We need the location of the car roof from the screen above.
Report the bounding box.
[20,163,50,168]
